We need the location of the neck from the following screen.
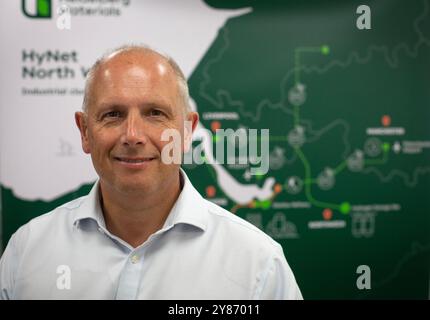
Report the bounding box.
[99,172,182,248]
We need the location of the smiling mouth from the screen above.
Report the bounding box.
[114,157,156,163]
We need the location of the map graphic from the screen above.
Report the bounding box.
[185,0,430,299]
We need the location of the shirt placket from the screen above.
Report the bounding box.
[115,249,145,300]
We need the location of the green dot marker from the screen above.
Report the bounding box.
[340,202,351,214]
[213,135,219,143]
[382,142,390,153]
[261,200,272,210]
[201,156,207,163]
[255,171,264,180]
[321,45,330,55]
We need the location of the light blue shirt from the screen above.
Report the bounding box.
[0,169,303,300]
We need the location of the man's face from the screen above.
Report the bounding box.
[75,52,197,196]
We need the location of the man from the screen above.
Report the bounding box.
[0,45,302,299]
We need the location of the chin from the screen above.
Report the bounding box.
[118,179,155,194]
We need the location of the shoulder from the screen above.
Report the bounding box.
[28,195,86,227]
[200,199,303,299]
[7,195,87,248]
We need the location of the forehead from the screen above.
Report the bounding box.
[90,51,180,108]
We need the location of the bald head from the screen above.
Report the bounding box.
[82,45,190,114]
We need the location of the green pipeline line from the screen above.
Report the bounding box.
[294,47,323,85]
[269,136,289,141]
[294,105,300,127]
[334,147,389,175]
[304,178,317,185]
[293,46,326,126]
[295,147,340,210]
[364,150,388,166]
[223,135,288,142]
[334,160,348,175]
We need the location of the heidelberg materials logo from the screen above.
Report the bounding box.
[22,0,52,18]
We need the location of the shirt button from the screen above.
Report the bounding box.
[130,255,139,264]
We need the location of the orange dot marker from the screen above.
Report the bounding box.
[211,121,221,132]
[381,115,391,127]
[322,208,333,220]
[206,185,216,198]
[274,183,282,194]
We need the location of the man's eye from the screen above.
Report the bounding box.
[150,109,164,117]
[104,111,121,118]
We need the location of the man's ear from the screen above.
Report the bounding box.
[183,112,199,153]
[75,111,91,154]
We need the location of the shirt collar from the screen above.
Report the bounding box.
[72,178,106,230]
[72,168,208,232]
[161,168,208,231]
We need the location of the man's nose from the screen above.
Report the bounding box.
[121,112,148,146]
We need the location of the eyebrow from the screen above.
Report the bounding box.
[95,101,175,116]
